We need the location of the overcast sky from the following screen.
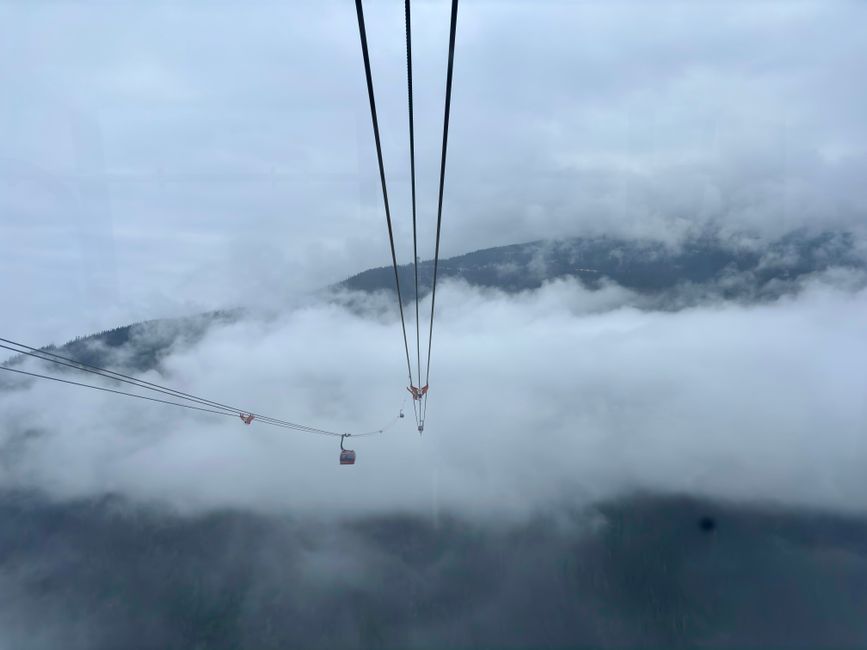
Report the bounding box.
[1,0,866,343]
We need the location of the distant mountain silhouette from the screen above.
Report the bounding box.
[2,311,239,376]
[3,230,862,375]
[340,229,861,301]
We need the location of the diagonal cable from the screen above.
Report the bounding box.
[405,0,422,429]
[0,337,398,437]
[422,0,459,425]
[0,338,335,434]
[354,0,415,392]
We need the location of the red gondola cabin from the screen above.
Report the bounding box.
[340,449,356,465]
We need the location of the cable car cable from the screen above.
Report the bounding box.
[0,342,238,416]
[354,0,415,395]
[0,364,405,439]
[0,337,398,438]
[422,0,459,424]
[1,365,244,420]
[0,338,334,435]
[405,0,422,429]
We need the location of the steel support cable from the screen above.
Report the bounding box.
[1,365,250,421]
[405,0,422,423]
[410,391,419,429]
[0,364,405,439]
[0,365,346,436]
[353,400,407,437]
[354,0,415,393]
[0,343,322,433]
[422,0,459,424]
[0,338,399,438]
[0,343,235,416]
[0,338,335,435]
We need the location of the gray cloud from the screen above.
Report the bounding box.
[2,276,865,517]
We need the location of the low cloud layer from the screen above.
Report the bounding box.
[2,1,866,342]
[2,277,865,517]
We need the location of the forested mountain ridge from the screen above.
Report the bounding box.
[340,230,861,300]
[3,230,862,375]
